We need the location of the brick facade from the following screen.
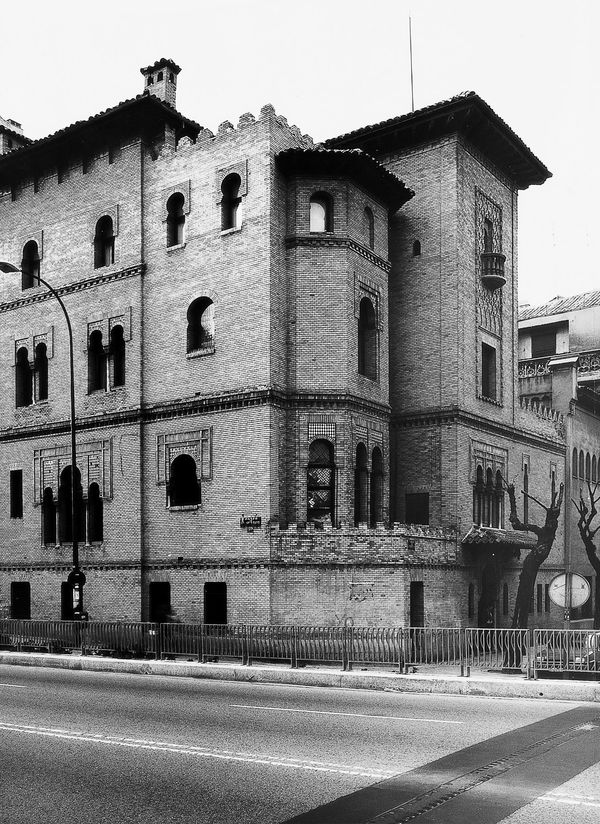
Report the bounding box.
[0,67,568,627]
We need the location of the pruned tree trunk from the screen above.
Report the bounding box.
[506,477,564,630]
[574,481,600,629]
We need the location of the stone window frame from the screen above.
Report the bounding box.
[157,429,213,511]
[162,180,191,251]
[216,160,248,235]
[85,309,132,393]
[90,206,119,268]
[33,439,113,506]
[13,327,54,407]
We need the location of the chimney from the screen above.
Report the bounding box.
[0,115,27,156]
[140,59,181,108]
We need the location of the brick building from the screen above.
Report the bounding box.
[0,60,571,627]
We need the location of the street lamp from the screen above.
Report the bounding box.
[0,261,86,619]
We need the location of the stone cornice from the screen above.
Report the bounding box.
[285,234,391,272]
[392,406,565,454]
[0,389,390,441]
[0,263,145,314]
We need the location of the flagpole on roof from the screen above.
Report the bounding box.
[409,14,415,112]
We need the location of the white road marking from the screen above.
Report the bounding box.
[0,683,28,688]
[0,721,395,778]
[541,793,600,808]
[230,704,464,724]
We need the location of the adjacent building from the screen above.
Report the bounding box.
[0,60,572,627]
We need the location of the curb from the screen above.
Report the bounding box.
[1,652,599,703]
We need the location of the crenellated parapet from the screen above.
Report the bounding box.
[269,522,460,566]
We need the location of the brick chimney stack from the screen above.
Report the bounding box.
[140,59,181,109]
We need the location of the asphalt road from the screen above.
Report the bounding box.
[0,665,599,823]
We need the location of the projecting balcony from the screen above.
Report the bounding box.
[480,252,506,290]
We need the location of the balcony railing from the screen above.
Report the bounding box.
[480,252,506,290]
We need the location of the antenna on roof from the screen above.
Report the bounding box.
[409,14,415,112]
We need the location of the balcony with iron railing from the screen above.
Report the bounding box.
[480,252,506,290]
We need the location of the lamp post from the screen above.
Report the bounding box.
[0,261,86,618]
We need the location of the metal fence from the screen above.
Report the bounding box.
[0,620,598,678]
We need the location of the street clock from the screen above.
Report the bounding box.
[548,572,591,609]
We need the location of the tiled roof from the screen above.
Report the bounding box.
[276,147,414,211]
[140,58,181,75]
[518,291,600,321]
[462,525,537,548]
[325,92,550,190]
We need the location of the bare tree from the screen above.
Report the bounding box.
[505,476,564,629]
[573,481,600,629]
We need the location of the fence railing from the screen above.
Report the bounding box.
[1,621,598,679]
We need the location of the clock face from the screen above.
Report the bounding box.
[548,573,591,608]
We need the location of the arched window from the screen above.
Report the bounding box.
[168,454,201,506]
[573,448,578,477]
[307,439,335,524]
[473,465,484,524]
[21,240,40,290]
[370,447,384,526]
[166,192,185,247]
[88,482,103,542]
[309,193,332,233]
[88,330,107,392]
[358,297,377,380]
[94,216,115,268]
[412,239,421,257]
[15,347,32,407]
[42,487,56,545]
[364,206,374,250]
[221,173,243,230]
[109,325,125,388]
[579,450,585,480]
[187,298,215,352]
[492,470,503,529]
[483,218,493,253]
[34,342,48,402]
[354,443,368,525]
[502,583,509,616]
[58,466,85,543]
[593,455,597,483]
[586,452,591,481]
[523,464,529,523]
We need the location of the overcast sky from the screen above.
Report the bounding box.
[2,0,597,306]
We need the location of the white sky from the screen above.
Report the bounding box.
[2,0,598,306]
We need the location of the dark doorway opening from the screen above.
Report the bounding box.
[11,582,31,619]
[204,582,227,624]
[410,581,424,627]
[61,581,74,620]
[149,582,171,623]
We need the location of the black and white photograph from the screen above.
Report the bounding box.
[0,1,599,821]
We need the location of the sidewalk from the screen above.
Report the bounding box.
[2,650,599,702]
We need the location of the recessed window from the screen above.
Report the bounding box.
[531,328,557,358]
[168,454,201,507]
[42,487,56,545]
[579,450,585,479]
[483,218,493,253]
[10,470,23,519]
[149,581,171,623]
[364,206,374,250]
[481,342,497,400]
[204,582,227,624]
[88,482,103,542]
[187,297,215,352]
[34,342,48,402]
[21,240,40,290]
[354,443,368,525]
[15,346,32,407]
[157,71,164,81]
[58,465,85,543]
[88,330,107,392]
[221,173,243,231]
[412,239,421,257]
[358,297,377,380]
[473,466,503,528]
[109,325,126,388]
[370,447,383,526]
[94,216,115,268]
[166,192,185,247]
[307,439,335,525]
[309,193,333,233]
[147,75,154,86]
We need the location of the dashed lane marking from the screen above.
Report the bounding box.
[229,704,464,724]
[0,721,395,778]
